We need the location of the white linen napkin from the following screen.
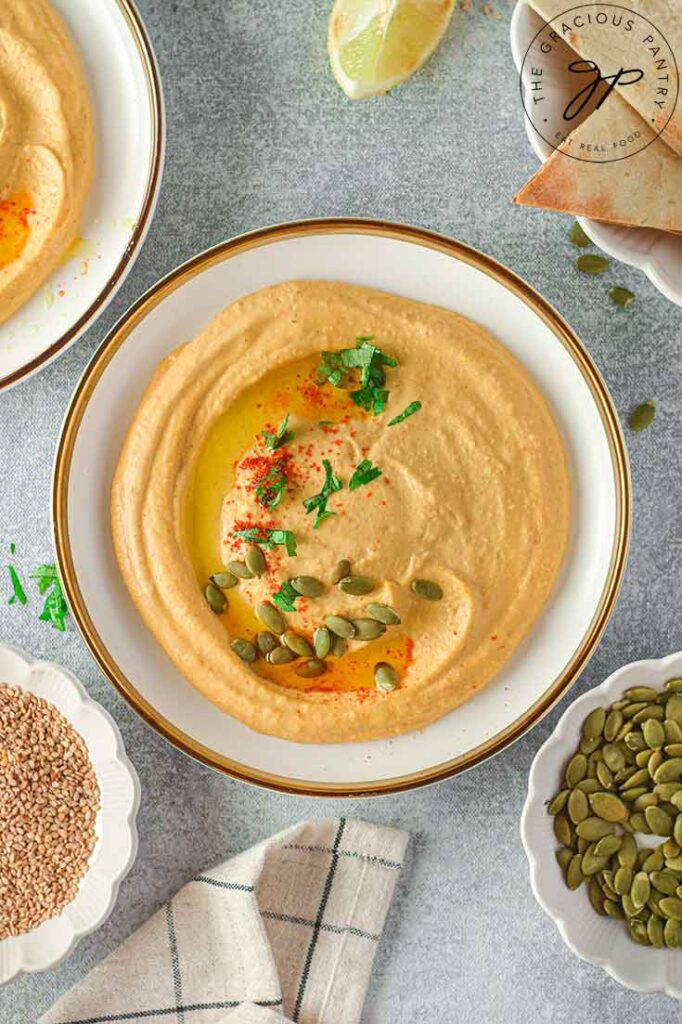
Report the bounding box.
[41,818,409,1024]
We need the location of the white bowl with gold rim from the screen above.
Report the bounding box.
[0,644,139,984]
[52,218,630,796]
[521,652,682,997]
[0,0,164,390]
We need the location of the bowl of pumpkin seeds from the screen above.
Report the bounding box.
[521,652,682,996]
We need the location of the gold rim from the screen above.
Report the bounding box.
[0,0,165,391]
[52,218,632,797]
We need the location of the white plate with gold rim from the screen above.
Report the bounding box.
[0,0,164,390]
[521,652,682,996]
[0,644,139,984]
[52,219,630,796]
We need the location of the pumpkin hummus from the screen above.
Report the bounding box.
[0,0,92,324]
[111,281,570,744]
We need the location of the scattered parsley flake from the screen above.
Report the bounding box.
[29,564,69,631]
[317,338,398,416]
[272,579,300,613]
[255,463,287,509]
[349,458,382,490]
[6,565,27,606]
[262,414,293,451]
[232,527,297,556]
[388,400,422,426]
[303,458,342,528]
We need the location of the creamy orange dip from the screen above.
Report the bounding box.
[111,281,570,743]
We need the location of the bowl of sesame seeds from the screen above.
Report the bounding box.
[0,644,139,983]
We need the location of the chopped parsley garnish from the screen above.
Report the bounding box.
[272,579,300,613]
[388,400,422,426]
[6,564,27,605]
[30,564,69,632]
[349,458,382,490]
[255,462,287,510]
[317,338,397,416]
[262,414,292,451]
[303,458,342,528]
[232,527,297,557]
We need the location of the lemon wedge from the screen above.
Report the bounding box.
[328,0,455,100]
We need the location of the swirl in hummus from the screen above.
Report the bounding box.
[111,281,571,744]
[0,0,92,324]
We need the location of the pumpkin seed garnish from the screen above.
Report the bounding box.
[575,253,609,275]
[267,646,296,665]
[257,601,286,635]
[329,634,348,658]
[324,615,356,639]
[609,286,635,308]
[351,618,386,641]
[205,583,226,614]
[568,221,591,247]
[410,578,443,601]
[245,544,267,578]
[227,560,254,580]
[366,602,401,625]
[331,559,351,584]
[231,638,257,663]
[313,627,332,659]
[212,570,238,590]
[282,632,314,658]
[374,662,398,693]
[290,575,326,598]
[338,575,376,596]
[256,631,278,655]
[295,658,327,679]
[628,401,655,432]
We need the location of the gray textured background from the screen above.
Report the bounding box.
[2,0,682,1021]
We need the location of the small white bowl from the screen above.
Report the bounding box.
[521,652,682,997]
[0,644,139,984]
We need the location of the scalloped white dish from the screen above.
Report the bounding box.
[521,652,682,997]
[0,644,140,984]
[510,1,682,307]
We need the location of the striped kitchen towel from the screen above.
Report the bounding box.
[41,818,409,1024]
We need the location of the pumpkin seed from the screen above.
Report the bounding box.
[618,836,638,868]
[257,601,286,635]
[231,638,257,663]
[624,686,660,702]
[609,286,635,308]
[614,866,633,895]
[665,745,682,758]
[604,709,623,742]
[595,761,613,790]
[329,634,348,658]
[576,817,615,841]
[645,805,674,836]
[267,646,296,665]
[575,253,609,275]
[633,793,658,812]
[324,615,356,639]
[648,913,666,948]
[664,840,681,859]
[283,632,314,658]
[651,871,680,896]
[331,559,351,584]
[568,221,591,247]
[675,814,682,846]
[410,578,443,601]
[589,792,628,822]
[629,919,650,945]
[313,627,331,659]
[643,718,666,749]
[290,575,326,598]
[631,872,650,909]
[664,918,682,948]
[577,837,588,855]
[648,750,664,776]
[227,560,255,580]
[588,878,606,914]
[634,704,665,723]
[623,702,648,720]
[666,856,682,871]
[630,812,651,834]
[594,834,622,858]
[580,736,601,755]
[350,617,385,641]
[672,791,682,811]
[659,897,682,921]
[621,768,650,790]
[212,570,238,589]
[556,848,573,873]
[641,848,664,873]
[666,720,682,744]
[624,732,646,752]
[338,575,376,596]
[295,658,327,679]
[582,845,609,876]
[366,602,401,625]
[603,744,626,772]
[621,893,640,918]
[576,778,601,794]
[666,695,682,724]
[654,758,682,784]
[566,753,588,788]
[245,544,267,577]
[604,899,625,918]
[566,854,584,890]
[628,401,656,432]
[568,788,589,824]
[374,662,398,693]
[666,678,682,694]
[582,707,606,741]
[256,631,278,655]
[205,583,226,614]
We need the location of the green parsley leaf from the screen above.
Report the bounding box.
[255,463,287,510]
[317,338,398,417]
[272,579,300,613]
[262,414,292,451]
[29,564,68,631]
[6,564,27,606]
[349,458,382,490]
[303,458,342,528]
[388,400,422,426]
[232,527,297,556]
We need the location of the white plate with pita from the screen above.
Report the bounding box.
[0,0,164,390]
[510,0,682,307]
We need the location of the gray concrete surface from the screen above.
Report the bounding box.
[1,0,682,1020]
